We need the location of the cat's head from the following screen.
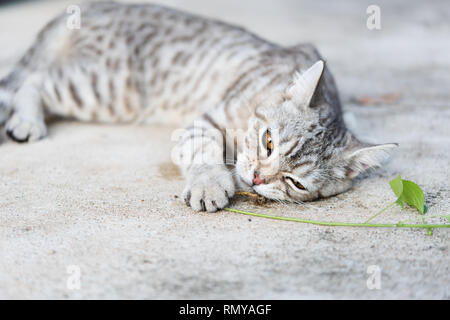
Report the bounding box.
[236,60,397,201]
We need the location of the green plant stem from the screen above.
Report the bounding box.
[398,213,449,225]
[223,207,450,229]
[420,215,433,236]
[364,201,397,223]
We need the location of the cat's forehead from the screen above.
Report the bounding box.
[277,121,340,170]
[254,109,320,141]
[259,100,318,119]
[272,117,322,145]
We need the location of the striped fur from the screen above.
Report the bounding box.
[0,1,397,211]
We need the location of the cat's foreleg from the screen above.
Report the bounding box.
[5,73,47,142]
[174,118,235,212]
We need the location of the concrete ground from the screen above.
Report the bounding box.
[0,0,449,299]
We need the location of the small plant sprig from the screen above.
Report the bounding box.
[225,176,450,234]
[365,175,427,222]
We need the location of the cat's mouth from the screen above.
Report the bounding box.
[251,184,285,201]
[236,174,274,199]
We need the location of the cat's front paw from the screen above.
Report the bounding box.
[6,113,47,143]
[183,166,235,212]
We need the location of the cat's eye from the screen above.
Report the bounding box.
[285,176,306,190]
[262,130,273,157]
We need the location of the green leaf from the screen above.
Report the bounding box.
[390,175,405,209]
[389,175,403,198]
[445,215,450,223]
[389,176,426,214]
[395,197,405,209]
[401,180,425,214]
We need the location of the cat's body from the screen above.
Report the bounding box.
[0,1,396,212]
[0,1,310,127]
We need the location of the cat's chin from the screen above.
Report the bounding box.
[234,174,254,192]
[252,184,286,201]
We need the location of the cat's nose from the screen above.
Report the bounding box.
[252,171,265,185]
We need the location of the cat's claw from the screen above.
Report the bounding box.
[5,113,47,143]
[183,167,235,212]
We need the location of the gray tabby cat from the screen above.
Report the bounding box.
[0,1,397,212]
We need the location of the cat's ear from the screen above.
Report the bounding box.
[287,60,324,108]
[344,139,398,179]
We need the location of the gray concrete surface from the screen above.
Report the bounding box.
[0,0,449,299]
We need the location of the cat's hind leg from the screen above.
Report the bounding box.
[5,73,47,142]
[1,13,72,142]
[0,86,13,126]
[0,71,24,126]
